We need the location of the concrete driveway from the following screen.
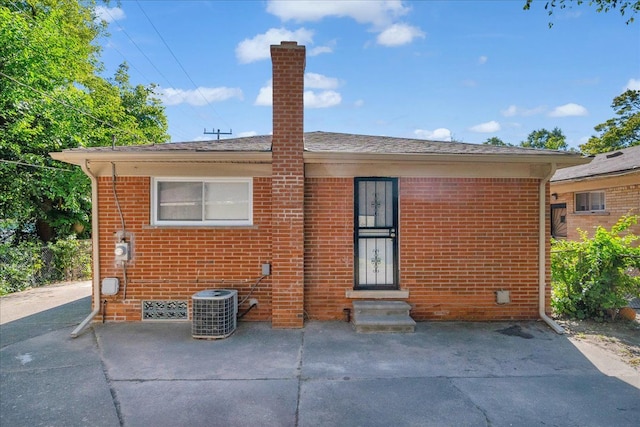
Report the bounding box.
[1,282,639,426]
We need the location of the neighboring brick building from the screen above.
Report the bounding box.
[550,145,640,240]
[52,42,588,329]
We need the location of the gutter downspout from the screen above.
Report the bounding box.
[71,160,101,338]
[539,163,564,334]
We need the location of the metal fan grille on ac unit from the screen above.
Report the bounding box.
[192,289,238,339]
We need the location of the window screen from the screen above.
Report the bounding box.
[154,178,252,225]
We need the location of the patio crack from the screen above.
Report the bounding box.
[93,327,125,427]
[448,377,492,427]
[294,327,306,427]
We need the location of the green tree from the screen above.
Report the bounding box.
[579,90,640,155]
[482,136,511,146]
[0,1,168,242]
[524,0,640,26]
[520,127,569,150]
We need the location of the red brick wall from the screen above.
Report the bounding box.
[555,183,640,240]
[96,174,548,322]
[304,178,354,320]
[400,178,542,320]
[303,177,547,321]
[97,176,273,322]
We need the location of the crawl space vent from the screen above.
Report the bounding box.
[142,300,188,320]
[192,289,238,339]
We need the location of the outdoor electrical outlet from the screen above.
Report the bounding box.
[249,298,259,307]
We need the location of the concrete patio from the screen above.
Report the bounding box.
[1,282,639,426]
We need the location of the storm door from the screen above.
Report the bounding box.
[354,178,398,290]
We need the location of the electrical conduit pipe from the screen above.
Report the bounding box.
[71,161,101,338]
[539,163,564,334]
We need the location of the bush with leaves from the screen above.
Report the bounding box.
[0,239,44,295]
[0,235,91,295]
[47,236,91,281]
[551,215,640,320]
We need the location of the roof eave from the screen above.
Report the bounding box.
[551,167,640,183]
[303,151,591,167]
[50,150,273,166]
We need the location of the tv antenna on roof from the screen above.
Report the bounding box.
[203,128,232,140]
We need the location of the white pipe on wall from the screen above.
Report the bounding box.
[71,161,101,338]
[539,163,564,334]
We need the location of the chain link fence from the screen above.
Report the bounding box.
[0,238,92,295]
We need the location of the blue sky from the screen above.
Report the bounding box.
[95,1,639,149]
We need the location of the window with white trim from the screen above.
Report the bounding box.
[153,178,253,226]
[575,191,605,212]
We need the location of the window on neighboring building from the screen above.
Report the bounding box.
[575,191,605,212]
[152,178,252,225]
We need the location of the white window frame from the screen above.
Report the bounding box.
[152,177,253,226]
[575,191,606,212]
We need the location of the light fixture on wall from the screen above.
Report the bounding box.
[552,193,558,200]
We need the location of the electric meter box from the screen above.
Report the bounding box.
[114,242,130,262]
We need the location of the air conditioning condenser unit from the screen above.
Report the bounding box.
[192,289,238,339]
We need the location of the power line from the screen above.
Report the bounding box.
[0,70,156,145]
[0,159,75,172]
[0,71,119,131]
[135,1,232,131]
[102,5,214,141]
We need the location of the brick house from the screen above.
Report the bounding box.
[550,145,640,240]
[51,42,588,331]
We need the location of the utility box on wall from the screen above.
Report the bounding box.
[496,290,511,304]
[102,278,120,296]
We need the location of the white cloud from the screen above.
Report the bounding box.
[478,55,488,65]
[354,99,365,107]
[236,28,314,64]
[549,103,588,117]
[254,83,273,106]
[304,90,342,108]
[305,73,339,89]
[414,128,452,142]
[470,121,501,133]
[266,0,409,27]
[625,78,640,91]
[254,79,342,108]
[238,131,258,138]
[501,105,518,117]
[267,1,423,47]
[501,105,546,117]
[94,6,125,23]
[159,87,243,106]
[309,45,333,56]
[377,23,425,47]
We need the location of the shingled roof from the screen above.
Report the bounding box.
[60,131,580,157]
[551,144,640,182]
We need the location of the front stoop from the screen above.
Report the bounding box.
[352,300,416,333]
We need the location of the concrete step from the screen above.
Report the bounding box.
[352,300,411,316]
[353,314,416,333]
[352,300,415,333]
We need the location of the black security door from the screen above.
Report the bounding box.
[354,178,398,290]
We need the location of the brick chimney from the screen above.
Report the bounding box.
[270,41,305,328]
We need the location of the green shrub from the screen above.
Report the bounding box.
[0,236,91,296]
[47,236,92,281]
[551,215,640,320]
[0,240,44,295]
